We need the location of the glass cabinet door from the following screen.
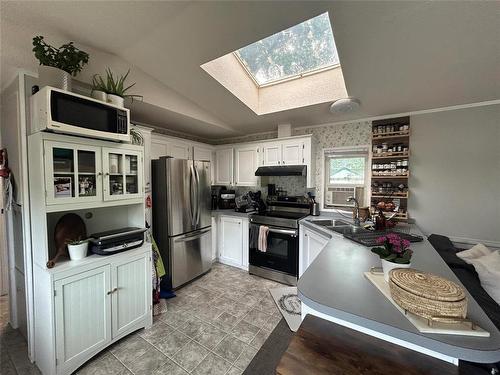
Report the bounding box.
[44,141,102,205]
[103,148,143,201]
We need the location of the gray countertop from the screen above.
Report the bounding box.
[298,218,500,363]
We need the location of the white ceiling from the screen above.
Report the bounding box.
[1,1,499,139]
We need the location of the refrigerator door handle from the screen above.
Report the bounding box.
[174,228,211,243]
[194,165,201,227]
[189,164,197,228]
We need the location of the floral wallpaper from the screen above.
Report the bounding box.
[294,121,372,202]
[150,119,372,202]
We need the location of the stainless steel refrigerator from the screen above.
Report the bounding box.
[152,157,212,288]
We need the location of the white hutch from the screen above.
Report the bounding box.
[27,117,152,373]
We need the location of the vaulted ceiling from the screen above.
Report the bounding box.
[1,1,498,139]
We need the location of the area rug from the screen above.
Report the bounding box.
[243,319,294,375]
[269,287,301,332]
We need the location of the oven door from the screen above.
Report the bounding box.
[249,223,298,276]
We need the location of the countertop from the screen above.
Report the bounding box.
[211,209,254,219]
[297,217,500,363]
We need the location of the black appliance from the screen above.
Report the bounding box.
[211,185,226,210]
[255,165,306,176]
[267,184,276,196]
[219,189,236,209]
[89,227,146,255]
[248,199,310,285]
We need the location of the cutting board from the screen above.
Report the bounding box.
[364,271,490,337]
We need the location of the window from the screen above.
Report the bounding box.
[235,12,339,86]
[324,148,369,208]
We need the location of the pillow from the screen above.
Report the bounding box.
[456,243,493,261]
[458,250,500,305]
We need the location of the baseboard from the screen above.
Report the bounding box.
[449,236,500,250]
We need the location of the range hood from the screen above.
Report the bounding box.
[255,165,307,177]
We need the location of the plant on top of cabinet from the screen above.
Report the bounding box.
[32,35,89,91]
[92,68,142,107]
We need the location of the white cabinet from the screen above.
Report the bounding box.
[151,136,191,160]
[169,143,191,160]
[44,141,103,205]
[234,145,259,186]
[102,148,143,201]
[261,139,306,166]
[111,254,150,338]
[211,217,217,262]
[262,144,282,166]
[41,138,143,207]
[193,145,214,184]
[37,246,152,375]
[215,148,234,185]
[281,141,304,165]
[54,266,112,374]
[218,216,248,269]
[299,227,329,277]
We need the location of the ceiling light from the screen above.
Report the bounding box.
[330,98,361,114]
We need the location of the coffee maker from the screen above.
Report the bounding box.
[211,185,225,210]
[219,189,236,209]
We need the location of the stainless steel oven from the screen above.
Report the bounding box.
[248,203,309,285]
[249,223,298,284]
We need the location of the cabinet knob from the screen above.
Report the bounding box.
[107,287,119,295]
[105,172,110,176]
[97,172,103,176]
[283,161,285,164]
[278,161,280,165]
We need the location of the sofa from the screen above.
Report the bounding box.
[428,234,499,375]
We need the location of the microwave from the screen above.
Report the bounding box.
[30,86,130,142]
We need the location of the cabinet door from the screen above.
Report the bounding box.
[262,144,282,166]
[219,216,243,267]
[306,230,328,270]
[54,266,111,373]
[111,254,151,338]
[215,148,233,185]
[281,141,304,165]
[168,143,191,160]
[44,141,102,205]
[234,145,259,186]
[102,148,143,201]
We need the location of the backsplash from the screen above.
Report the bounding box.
[233,176,307,200]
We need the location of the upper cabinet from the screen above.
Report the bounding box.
[151,135,191,160]
[234,145,259,186]
[40,136,144,209]
[44,141,103,205]
[215,148,233,185]
[261,137,311,166]
[102,148,143,201]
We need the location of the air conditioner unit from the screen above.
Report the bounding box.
[325,187,364,207]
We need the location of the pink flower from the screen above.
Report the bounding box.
[376,236,387,244]
[402,239,411,249]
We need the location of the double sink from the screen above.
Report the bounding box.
[306,218,369,235]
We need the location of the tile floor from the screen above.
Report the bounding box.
[0,263,285,375]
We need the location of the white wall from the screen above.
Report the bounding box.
[409,105,500,245]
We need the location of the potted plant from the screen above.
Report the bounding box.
[66,238,89,261]
[32,36,89,91]
[371,233,413,282]
[91,68,142,107]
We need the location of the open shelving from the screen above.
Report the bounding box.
[370,116,410,222]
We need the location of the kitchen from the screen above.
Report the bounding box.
[1,2,499,375]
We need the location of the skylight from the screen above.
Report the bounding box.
[235,12,340,86]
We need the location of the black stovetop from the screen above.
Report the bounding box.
[253,210,309,220]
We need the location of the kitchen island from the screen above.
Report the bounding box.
[298,218,500,365]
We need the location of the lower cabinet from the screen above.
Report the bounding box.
[218,215,249,270]
[35,246,152,375]
[299,227,330,277]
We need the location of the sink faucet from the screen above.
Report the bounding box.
[347,196,360,226]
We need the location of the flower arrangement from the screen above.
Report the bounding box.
[371,233,413,264]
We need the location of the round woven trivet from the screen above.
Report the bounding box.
[389,268,467,320]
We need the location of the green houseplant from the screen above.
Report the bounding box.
[371,233,413,282]
[66,238,89,261]
[32,35,89,91]
[91,68,142,107]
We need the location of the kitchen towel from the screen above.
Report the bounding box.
[250,225,260,250]
[258,225,269,252]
